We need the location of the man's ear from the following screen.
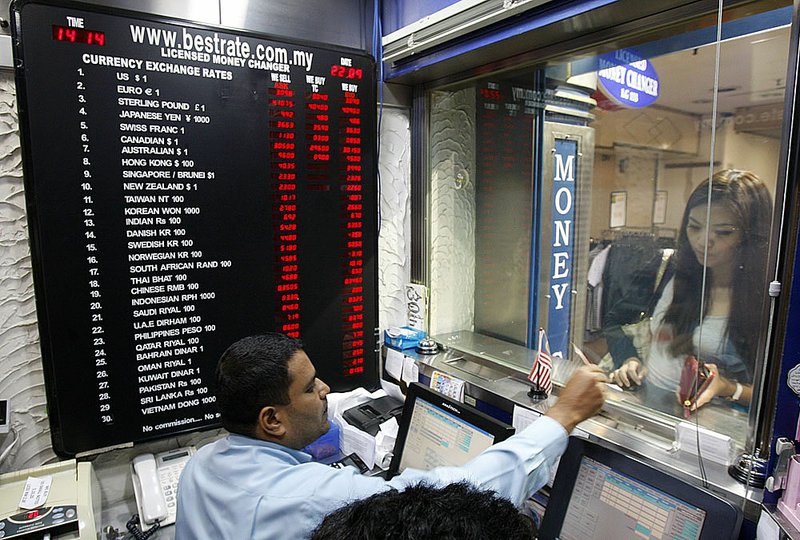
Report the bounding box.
[257,405,285,438]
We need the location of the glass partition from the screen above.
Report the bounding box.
[425,2,791,446]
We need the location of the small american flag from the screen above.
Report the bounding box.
[528,327,553,394]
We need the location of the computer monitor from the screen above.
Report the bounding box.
[539,437,742,540]
[387,382,515,478]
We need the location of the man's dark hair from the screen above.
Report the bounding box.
[215,333,303,436]
[311,482,536,540]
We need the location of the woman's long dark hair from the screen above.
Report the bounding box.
[664,170,773,369]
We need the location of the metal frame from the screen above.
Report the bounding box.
[760,0,800,503]
[384,0,787,86]
[381,0,551,64]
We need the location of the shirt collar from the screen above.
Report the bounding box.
[226,433,313,463]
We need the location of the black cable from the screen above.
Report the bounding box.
[125,514,161,540]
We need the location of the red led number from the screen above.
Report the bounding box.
[87,32,105,46]
[330,65,363,80]
[56,26,77,41]
[52,25,106,46]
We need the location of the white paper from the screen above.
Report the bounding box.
[512,405,542,432]
[375,417,400,470]
[339,421,377,469]
[19,475,52,510]
[379,416,399,438]
[375,434,395,469]
[327,387,371,420]
[367,388,389,400]
[675,422,734,465]
[756,508,781,540]
[401,356,419,384]
[385,348,404,381]
[380,378,405,403]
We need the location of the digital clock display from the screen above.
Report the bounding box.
[52,25,105,45]
[330,65,362,80]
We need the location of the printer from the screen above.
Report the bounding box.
[342,396,403,436]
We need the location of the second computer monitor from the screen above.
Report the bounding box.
[538,437,742,540]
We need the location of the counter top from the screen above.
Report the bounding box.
[389,331,764,520]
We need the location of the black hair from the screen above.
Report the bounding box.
[665,169,772,370]
[311,482,536,540]
[214,333,303,436]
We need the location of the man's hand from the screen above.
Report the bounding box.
[546,366,606,433]
[610,358,647,388]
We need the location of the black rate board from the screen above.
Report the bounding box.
[12,0,378,456]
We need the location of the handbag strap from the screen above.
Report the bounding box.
[646,253,675,316]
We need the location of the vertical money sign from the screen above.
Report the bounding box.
[546,138,578,357]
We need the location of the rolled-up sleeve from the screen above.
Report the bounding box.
[385,415,568,505]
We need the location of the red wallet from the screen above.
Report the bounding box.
[678,355,714,417]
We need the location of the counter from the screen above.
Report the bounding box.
[387,331,761,520]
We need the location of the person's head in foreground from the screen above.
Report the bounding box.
[310,481,537,540]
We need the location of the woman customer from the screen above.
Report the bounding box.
[610,169,772,413]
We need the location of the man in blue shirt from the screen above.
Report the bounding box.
[175,333,605,540]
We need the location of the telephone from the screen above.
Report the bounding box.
[131,446,195,528]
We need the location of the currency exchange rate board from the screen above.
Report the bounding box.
[12,0,377,455]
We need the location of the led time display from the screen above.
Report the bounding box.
[52,25,105,45]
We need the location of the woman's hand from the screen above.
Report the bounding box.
[610,358,648,388]
[689,363,722,409]
[691,363,750,409]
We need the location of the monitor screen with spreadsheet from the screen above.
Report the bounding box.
[387,382,515,478]
[538,438,742,540]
